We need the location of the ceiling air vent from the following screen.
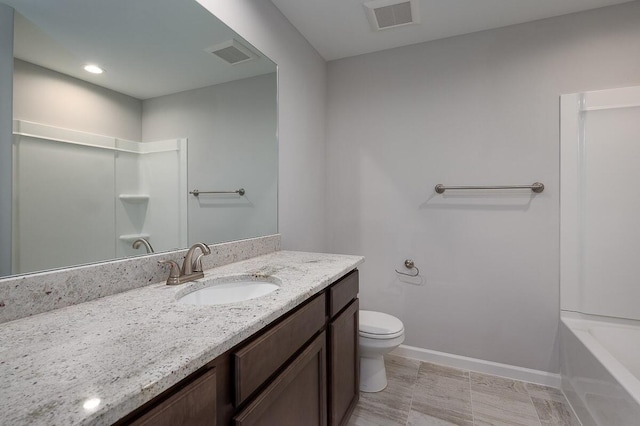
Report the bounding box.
[205,39,256,65]
[363,0,420,31]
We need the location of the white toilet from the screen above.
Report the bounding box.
[359,310,405,392]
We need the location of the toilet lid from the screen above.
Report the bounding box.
[359,310,404,338]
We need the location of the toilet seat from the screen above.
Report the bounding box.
[359,310,404,340]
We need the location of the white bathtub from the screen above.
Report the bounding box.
[561,312,640,426]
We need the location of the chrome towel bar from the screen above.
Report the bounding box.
[190,188,245,197]
[435,182,544,194]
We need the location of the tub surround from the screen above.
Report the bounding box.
[0,234,280,324]
[0,249,363,425]
[561,312,640,425]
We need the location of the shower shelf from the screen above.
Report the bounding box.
[119,233,150,242]
[119,194,150,203]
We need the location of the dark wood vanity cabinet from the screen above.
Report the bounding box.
[234,332,327,426]
[233,294,327,407]
[328,300,359,426]
[327,271,360,426]
[129,367,218,426]
[118,270,359,426]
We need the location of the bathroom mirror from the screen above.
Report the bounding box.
[1,0,278,277]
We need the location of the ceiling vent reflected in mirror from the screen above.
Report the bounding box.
[205,39,256,65]
[363,0,420,31]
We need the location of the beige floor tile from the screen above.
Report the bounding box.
[386,354,422,384]
[409,362,473,425]
[419,363,469,382]
[525,383,567,403]
[407,408,472,426]
[470,372,531,403]
[347,354,420,426]
[471,391,542,426]
[531,397,581,426]
[470,372,541,426]
[348,406,404,426]
[346,355,581,426]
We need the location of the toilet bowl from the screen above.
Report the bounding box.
[359,310,405,392]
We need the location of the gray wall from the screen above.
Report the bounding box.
[0,4,13,276]
[326,2,640,373]
[13,60,142,140]
[196,0,328,252]
[142,73,278,245]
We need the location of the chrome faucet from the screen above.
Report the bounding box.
[158,242,211,285]
[182,243,211,275]
[132,238,154,253]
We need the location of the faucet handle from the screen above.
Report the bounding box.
[158,260,181,285]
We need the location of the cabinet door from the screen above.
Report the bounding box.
[234,332,327,426]
[130,368,217,426]
[328,299,359,426]
[234,294,326,405]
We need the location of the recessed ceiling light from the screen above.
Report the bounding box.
[84,64,104,74]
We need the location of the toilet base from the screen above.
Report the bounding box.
[359,354,387,392]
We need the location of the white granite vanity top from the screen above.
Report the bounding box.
[0,250,364,426]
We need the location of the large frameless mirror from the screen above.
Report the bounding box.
[0,0,278,278]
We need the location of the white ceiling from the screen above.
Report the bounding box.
[4,0,276,100]
[270,0,636,61]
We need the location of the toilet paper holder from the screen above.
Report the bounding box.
[395,259,420,277]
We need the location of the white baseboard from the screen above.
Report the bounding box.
[391,344,562,389]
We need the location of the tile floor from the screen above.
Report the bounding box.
[348,354,581,426]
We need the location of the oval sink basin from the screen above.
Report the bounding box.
[177,279,279,306]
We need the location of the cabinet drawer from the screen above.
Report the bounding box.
[234,293,326,405]
[328,270,359,318]
[131,367,217,426]
[234,332,327,426]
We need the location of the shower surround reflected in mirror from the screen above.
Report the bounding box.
[2,0,278,277]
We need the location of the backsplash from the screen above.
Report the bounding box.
[0,234,280,324]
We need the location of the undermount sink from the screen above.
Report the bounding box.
[176,277,280,306]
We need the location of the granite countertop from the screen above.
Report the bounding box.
[0,250,364,426]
